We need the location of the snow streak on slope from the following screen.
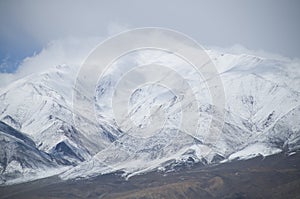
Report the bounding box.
[0,121,71,185]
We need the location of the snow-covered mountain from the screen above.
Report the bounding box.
[0,50,299,184]
[61,50,300,180]
[0,65,121,181]
[0,121,58,184]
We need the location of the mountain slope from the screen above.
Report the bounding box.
[1,152,300,199]
[0,65,121,166]
[0,121,63,184]
[61,50,300,180]
[0,50,299,184]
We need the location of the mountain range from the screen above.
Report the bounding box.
[0,49,299,185]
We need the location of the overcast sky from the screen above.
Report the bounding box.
[0,0,300,74]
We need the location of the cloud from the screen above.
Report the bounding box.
[207,44,299,62]
[0,40,298,89]
[0,37,102,87]
[0,21,131,88]
[0,55,10,73]
[1,0,300,61]
[0,25,298,89]
[107,22,131,36]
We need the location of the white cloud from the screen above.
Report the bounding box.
[107,22,130,36]
[207,44,299,62]
[0,20,133,88]
[0,36,102,88]
[0,29,298,90]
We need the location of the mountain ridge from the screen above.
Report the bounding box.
[0,50,299,184]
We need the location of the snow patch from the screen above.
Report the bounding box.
[228,143,282,160]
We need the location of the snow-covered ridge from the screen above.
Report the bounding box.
[0,50,299,184]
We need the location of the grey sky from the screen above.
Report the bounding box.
[0,0,300,73]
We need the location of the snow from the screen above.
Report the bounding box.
[5,166,71,185]
[0,49,299,184]
[288,151,297,156]
[227,143,282,160]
